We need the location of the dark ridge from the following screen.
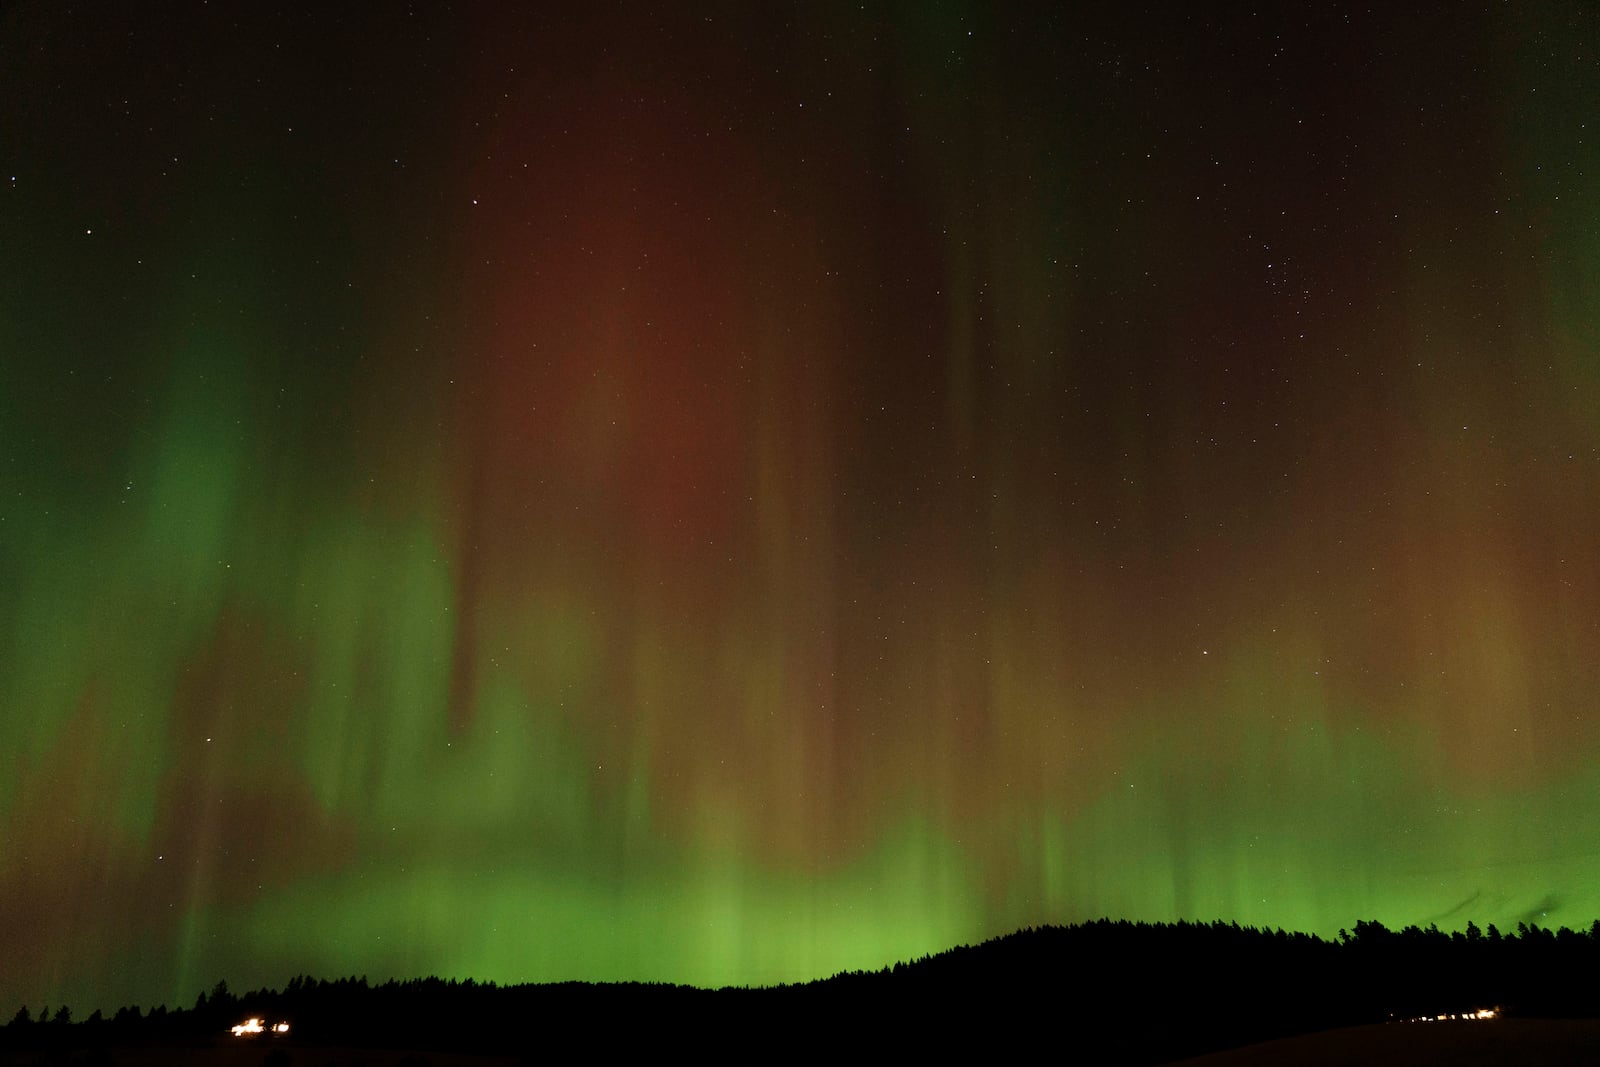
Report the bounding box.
[5,918,1600,1064]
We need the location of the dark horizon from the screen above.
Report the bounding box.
[9,919,1600,1065]
[5,914,1598,1023]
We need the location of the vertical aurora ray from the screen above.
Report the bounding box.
[3,1,1600,1015]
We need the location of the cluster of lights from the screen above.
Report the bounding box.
[1406,1008,1497,1023]
[230,1017,291,1037]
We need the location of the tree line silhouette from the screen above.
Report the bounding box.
[5,918,1599,1063]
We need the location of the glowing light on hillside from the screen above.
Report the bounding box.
[1404,1007,1499,1023]
[231,1017,291,1037]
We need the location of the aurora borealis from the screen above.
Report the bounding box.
[3,0,1599,1015]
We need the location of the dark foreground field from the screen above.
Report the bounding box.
[0,1051,520,1067]
[1176,1019,1600,1066]
[7,1022,1600,1067]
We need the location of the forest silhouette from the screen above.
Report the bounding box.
[5,918,1600,1064]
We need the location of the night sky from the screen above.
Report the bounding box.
[4,1,1599,1015]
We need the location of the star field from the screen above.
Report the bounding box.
[2,1,1598,1015]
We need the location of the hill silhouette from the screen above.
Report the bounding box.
[5,918,1599,1064]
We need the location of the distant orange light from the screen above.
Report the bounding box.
[273,1022,290,1033]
